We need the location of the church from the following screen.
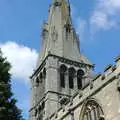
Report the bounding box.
[29,0,120,120]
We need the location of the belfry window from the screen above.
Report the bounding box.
[60,65,67,88]
[68,68,76,89]
[54,1,61,7]
[40,73,43,83]
[36,77,39,86]
[80,99,105,120]
[77,69,85,89]
[43,68,46,78]
[65,24,71,33]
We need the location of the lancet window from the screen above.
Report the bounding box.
[43,68,46,78]
[77,69,85,89]
[40,72,43,83]
[66,23,71,33]
[68,67,76,89]
[60,64,67,88]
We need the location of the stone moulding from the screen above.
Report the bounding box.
[30,53,94,79]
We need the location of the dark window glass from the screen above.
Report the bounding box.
[69,75,74,89]
[36,77,39,84]
[60,65,67,88]
[60,72,65,87]
[77,69,84,89]
[68,68,76,89]
[65,24,71,33]
[43,68,46,78]
[40,73,43,83]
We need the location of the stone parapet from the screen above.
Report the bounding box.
[48,56,120,120]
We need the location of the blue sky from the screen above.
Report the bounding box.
[0,0,120,119]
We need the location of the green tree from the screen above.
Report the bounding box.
[0,50,24,120]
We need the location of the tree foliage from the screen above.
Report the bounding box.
[0,50,24,120]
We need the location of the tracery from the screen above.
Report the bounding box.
[80,99,105,120]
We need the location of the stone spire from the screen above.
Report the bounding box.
[30,1,94,120]
[36,0,92,69]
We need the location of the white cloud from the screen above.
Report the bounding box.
[100,0,120,14]
[71,4,87,41]
[0,41,38,82]
[90,0,120,30]
[90,11,115,30]
[76,17,87,40]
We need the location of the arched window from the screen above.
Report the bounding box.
[39,105,42,112]
[77,69,85,89]
[65,24,71,33]
[41,102,45,109]
[35,109,38,117]
[68,67,76,89]
[60,64,67,88]
[43,68,46,78]
[36,77,39,86]
[40,72,43,83]
[80,99,105,120]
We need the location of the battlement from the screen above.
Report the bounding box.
[47,56,120,120]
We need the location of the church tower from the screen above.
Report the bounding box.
[30,0,94,120]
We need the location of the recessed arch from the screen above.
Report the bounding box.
[68,67,76,89]
[65,23,71,33]
[43,68,46,78]
[77,69,85,89]
[36,77,39,83]
[60,64,67,88]
[39,72,43,83]
[77,69,85,76]
[79,98,105,120]
[40,72,43,79]
[60,64,67,73]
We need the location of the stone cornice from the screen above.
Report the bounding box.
[30,53,94,79]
